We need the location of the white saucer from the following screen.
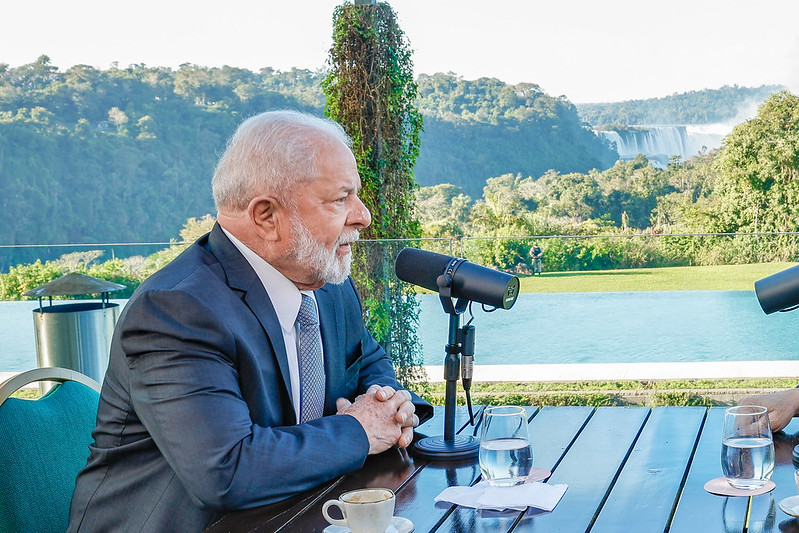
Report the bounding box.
[323,515,414,533]
[779,495,799,517]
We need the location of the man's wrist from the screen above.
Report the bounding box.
[337,413,371,458]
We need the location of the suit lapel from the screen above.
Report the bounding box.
[316,285,345,414]
[206,225,293,403]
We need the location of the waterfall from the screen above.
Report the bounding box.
[595,124,731,167]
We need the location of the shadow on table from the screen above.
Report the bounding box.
[781,519,799,532]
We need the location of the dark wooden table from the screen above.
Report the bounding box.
[205,406,799,533]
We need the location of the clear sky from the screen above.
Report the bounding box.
[4,0,799,103]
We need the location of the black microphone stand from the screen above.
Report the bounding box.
[412,272,481,460]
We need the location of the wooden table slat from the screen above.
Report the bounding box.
[529,405,596,472]
[512,406,650,532]
[668,407,747,533]
[279,447,422,533]
[748,417,799,533]
[436,405,595,533]
[390,406,499,533]
[203,406,799,533]
[272,406,481,532]
[590,406,707,533]
[204,479,339,533]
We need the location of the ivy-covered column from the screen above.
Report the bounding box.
[323,2,425,384]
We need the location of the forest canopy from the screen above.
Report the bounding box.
[0,55,786,272]
[576,85,781,126]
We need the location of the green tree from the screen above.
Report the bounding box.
[532,170,602,221]
[323,2,424,383]
[107,106,129,133]
[14,55,59,92]
[714,91,799,239]
[653,153,718,232]
[470,174,538,269]
[414,184,472,238]
[596,155,673,228]
[173,64,214,105]
[0,260,62,300]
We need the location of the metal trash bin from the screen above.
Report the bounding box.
[24,273,125,388]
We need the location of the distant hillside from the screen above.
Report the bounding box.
[0,58,325,269]
[413,74,616,198]
[0,56,781,269]
[576,85,783,125]
[0,59,616,269]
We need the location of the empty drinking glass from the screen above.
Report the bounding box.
[721,405,775,490]
[479,405,533,486]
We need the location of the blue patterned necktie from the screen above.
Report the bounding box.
[296,294,325,423]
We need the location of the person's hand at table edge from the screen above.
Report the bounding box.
[739,388,799,432]
[336,386,418,453]
[370,385,419,449]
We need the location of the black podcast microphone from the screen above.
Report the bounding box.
[755,264,799,314]
[394,248,520,309]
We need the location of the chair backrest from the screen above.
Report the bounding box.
[0,367,101,533]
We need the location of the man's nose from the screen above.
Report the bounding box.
[348,195,371,229]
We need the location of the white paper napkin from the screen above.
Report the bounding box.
[435,480,568,512]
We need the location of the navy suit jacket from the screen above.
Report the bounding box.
[68,224,432,532]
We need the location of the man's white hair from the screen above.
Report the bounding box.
[212,110,353,211]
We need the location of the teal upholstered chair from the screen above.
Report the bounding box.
[0,367,101,533]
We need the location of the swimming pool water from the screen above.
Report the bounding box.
[1,291,797,372]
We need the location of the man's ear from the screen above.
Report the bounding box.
[248,196,283,241]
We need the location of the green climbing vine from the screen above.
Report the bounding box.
[323,2,425,384]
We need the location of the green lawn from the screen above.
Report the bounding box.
[519,262,797,293]
[409,378,799,408]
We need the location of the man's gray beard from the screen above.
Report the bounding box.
[288,217,358,286]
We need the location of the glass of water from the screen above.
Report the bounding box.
[479,405,533,486]
[721,405,775,489]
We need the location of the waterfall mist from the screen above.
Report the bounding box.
[593,97,765,167]
[596,124,730,167]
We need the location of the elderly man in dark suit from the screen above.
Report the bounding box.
[68,110,432,532]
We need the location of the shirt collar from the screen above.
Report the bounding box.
[220,227,312,333]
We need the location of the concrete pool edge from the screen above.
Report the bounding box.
[423,360,799,382]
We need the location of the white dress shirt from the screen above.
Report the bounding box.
[221,227,321,422]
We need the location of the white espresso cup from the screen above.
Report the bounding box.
[322,488,395,533]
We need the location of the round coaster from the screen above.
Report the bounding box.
[525,467,553,483]
[704,477,776,497]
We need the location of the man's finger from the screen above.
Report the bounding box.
[336,397,352,412]
[375,386,396,401]
[398,426,415,448]
[396,402,416,425]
